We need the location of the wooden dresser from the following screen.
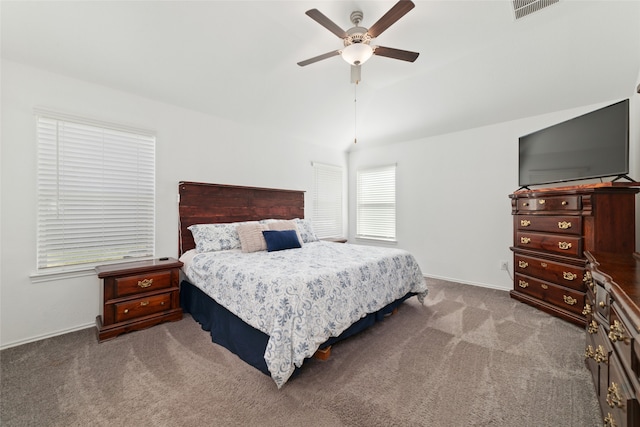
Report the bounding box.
[95,257,183,341]
[584,251,640,427]
[509,184,638,326]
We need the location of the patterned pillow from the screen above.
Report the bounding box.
[237,223,268,253]
[294,218,319,243]
[267,220,304,246]
[188,223,243,253]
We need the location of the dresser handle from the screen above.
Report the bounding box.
[563,272,577,281]
[522,202,529,207]
[538,199,545,205]
[521,237,531,244]
[604,413,617,427]
[594,345,608,364]
[540,284,548,290]
[124,309,129,314]
[563,295,577,305]
[584,345,595,360]
[518,260,528,268]
[561,200,568,206]
[140,301,149,307]
[606,382,623,408]
[138,279,153,288]
[583,271,593,289]
[557,221,571,229]
[558,242,572,250]
[608,320,629,344]
[599,301,606,308]
[520,219,531,227]
[518,280,529,288]
[588,320,598,334]
[582,303,591,315]
[540,262,547,268]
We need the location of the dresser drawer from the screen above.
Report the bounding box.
[517,195,581,212]
[516,215,581,235]
[603,355,638,427]
[609,306,635,376]
[515,273,585,316]
[114,293,172,323]
[514,254,585,291]
[516,232,582,257]
[114,270,173,298]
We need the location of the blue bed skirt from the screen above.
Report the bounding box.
[180,280,415,377]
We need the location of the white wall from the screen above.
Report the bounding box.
[0,60,347,348]
[348,95,640,291]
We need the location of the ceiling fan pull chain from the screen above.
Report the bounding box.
[354,81,358,144]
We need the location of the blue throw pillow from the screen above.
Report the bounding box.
[262,230,302,252]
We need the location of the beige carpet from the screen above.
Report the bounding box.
[1,279,601,426]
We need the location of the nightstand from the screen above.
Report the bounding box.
[95,257,183,342]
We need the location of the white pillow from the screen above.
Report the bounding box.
[188,223,245,252]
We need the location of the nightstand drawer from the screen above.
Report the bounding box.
[115,293,172,323]
[115,270,173,297]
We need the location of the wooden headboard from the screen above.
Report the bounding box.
[178,182,305,256]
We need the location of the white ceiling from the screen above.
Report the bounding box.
[2,1,639,152]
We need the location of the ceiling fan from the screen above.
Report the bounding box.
[297,0,419,83]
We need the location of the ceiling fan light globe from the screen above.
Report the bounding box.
[341,43,373,66]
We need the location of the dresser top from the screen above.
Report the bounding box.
[95,257,183,278]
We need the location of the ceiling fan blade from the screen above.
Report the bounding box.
[305,9,348,39]
[297,50,341,67]
[367,0,415,38]
[373,46,419,62]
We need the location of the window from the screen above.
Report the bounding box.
[36,112,156,271]
[312,162,343,238]
[356,164,396,241]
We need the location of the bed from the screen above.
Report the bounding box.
[178,182,428,388]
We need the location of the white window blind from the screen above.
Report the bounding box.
[356,164,396,241]
[312,162,343,238]
[36,115,156,271]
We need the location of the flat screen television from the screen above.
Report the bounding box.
[518,99,630,188]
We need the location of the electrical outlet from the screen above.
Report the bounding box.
[500,260,509,271]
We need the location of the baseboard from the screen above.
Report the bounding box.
[423,274,510,292]
[0,322,95,351]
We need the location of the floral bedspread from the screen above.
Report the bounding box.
[183,241,427,388]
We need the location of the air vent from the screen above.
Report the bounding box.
[513,0,559,20]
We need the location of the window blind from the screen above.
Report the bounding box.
[356,164,396,241]
[36,115,156,270]
[312,162,343,238]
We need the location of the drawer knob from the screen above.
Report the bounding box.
[520,219,531,227]
[540,262,547,268]
[604,413,617,427]
[561,200,568,206]
[563,272,577,281]
[138,278,153,288]
[140,301,149,307]
[582,303,591,315]
[563,295,577,306]
[518,260,528,268]
[124,309,129,314]
[558,242,572,250]
[599,301,606,309]
[557,221,572,229]
[518,280,529,288]
[520,237,531,244]
[606,382,623,409]
[540,283,548,290]
[538,199,545,205]
[522,202,529,207]
[608,320,629,344]
[588,320,598,334]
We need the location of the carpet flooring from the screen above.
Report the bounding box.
[0,278,602,426]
